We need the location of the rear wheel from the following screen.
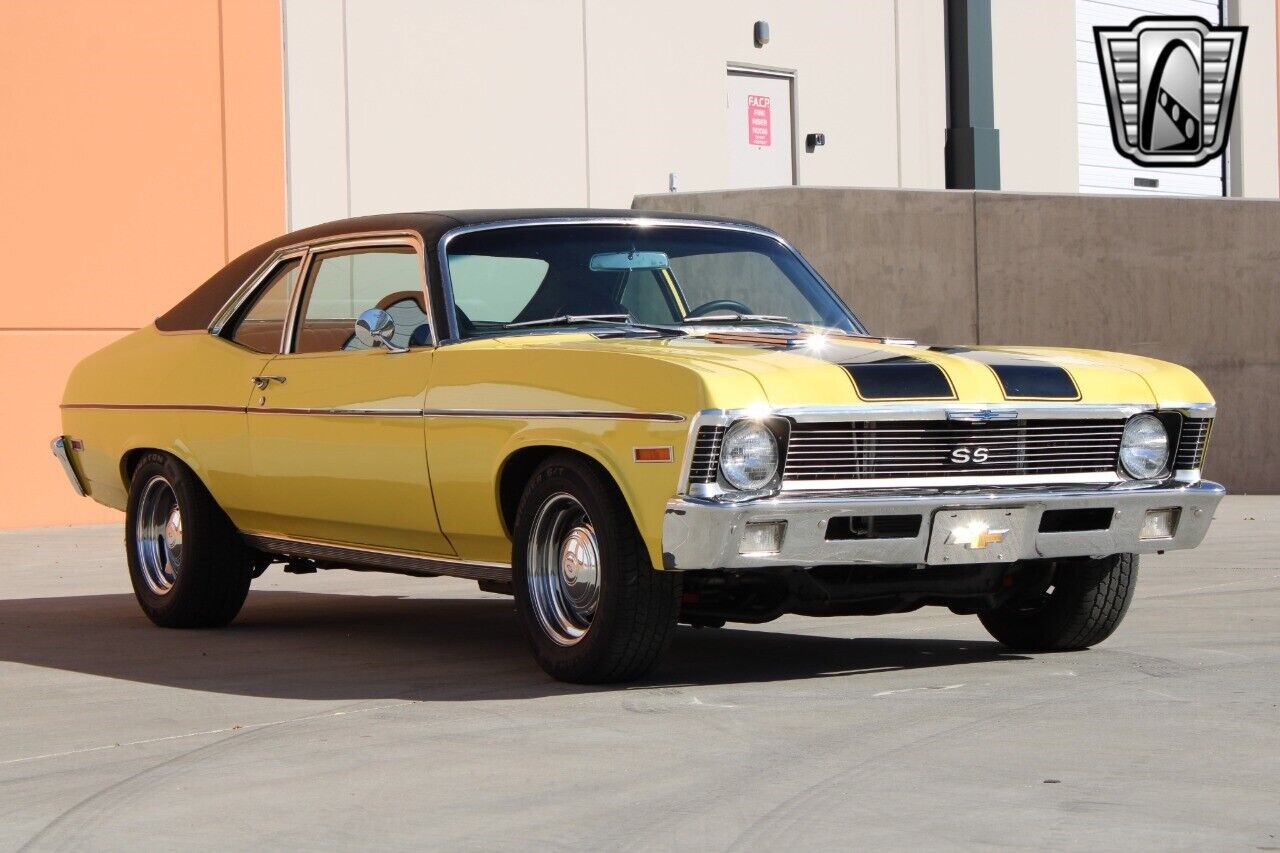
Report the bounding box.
[125,452,253,628]
[979,553,1137,651]
[513,454,681,683]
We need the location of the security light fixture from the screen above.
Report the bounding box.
[754,21,770,47]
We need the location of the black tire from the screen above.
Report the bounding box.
[979,553,1138,651]
[512,454,681,683]
[124,451,253,628]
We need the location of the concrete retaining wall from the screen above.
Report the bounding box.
[634,187,1279,493]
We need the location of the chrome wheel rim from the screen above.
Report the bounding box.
[134,475,183,595]
[526,493,601,646]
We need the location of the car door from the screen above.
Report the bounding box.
[242,237,452,556]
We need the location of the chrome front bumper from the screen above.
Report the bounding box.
[661,480,1225,570]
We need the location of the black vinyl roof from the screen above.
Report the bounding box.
[156,208,762,332]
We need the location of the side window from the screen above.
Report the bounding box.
[228,259,302,353]
[293,247,427,354]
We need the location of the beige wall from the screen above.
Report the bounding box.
[637,187,1279,493]
[0,0,286,528]
[281,0,1280,217]
[1232,0,1280,197]
[897,0,950,190]
[991,0,1080,193]
[282,0,949,224]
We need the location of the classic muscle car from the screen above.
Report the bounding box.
[55,209,1224,682]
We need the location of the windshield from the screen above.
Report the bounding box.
[443,224,863,339]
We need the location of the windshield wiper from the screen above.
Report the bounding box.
[504,314,632,329]
[504,314,685,337]
[681,313,793,325]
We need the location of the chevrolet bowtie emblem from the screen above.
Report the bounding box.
[946,523,1009,551]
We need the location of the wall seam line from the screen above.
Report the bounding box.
[216,0,230,263]
[280,0,293,231]
[580,0,592,206]
[893,0,903,188]
[340,0,353,218]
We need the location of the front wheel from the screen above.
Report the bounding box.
[978,553,1138,651]
[512,454,681,683]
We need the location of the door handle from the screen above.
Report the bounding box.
[251,375,287,390]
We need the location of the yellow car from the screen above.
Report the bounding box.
[55,210,1223,683]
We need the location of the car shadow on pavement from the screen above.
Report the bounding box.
[0,591,1027,700]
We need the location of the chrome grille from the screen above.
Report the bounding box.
[1175,418,1213,470]
[688,425,725,484]
[783,419,1126,482]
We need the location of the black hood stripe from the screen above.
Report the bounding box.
[842,355,957,401]
[931,347,1080,400]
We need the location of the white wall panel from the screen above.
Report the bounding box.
[1232,0,1280,197]
[343,0,588,214]
[284,0,587,226]
[992,0,1081,192]
[283,0,351,228]
[283,1,945,217]
[582,0,912,207]
[896,0,948,190]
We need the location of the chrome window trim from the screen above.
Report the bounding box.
[209,248,308,349]
[284,233,435,353]
[434,217,869,343]
[677,403,1210,498]
[208,230,437,351]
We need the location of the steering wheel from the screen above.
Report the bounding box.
[686,298,754,318]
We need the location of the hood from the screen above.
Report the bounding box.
[492,332,1212,410]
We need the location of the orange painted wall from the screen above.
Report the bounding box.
[0,0,285,528]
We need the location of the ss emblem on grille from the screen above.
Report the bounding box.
[950,446,990,464]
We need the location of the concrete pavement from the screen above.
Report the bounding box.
[1,496,1277,850]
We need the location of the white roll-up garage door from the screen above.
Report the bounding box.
[1077,0,1226,196]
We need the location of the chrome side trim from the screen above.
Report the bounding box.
[51,437,86,497]
[61,403,247,413]
[422,408,685,422]
[60,403,684,422]
[249,407,424,418]
[242,533,511,583]
[434,217,870,343]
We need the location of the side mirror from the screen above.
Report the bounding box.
[354,308,406,353]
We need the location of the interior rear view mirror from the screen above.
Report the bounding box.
[588,250,669,272]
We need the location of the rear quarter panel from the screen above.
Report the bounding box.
[62,326,271,516]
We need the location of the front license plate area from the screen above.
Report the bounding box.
[926,507,1028,565]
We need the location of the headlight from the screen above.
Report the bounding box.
[1119,414,1170,479]
[719,420,779,491]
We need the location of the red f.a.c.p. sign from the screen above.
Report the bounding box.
[747,94,772,146]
